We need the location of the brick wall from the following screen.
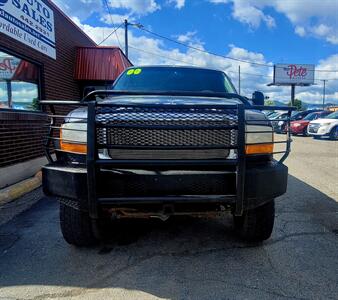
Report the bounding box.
[0,0,96,168]
[0,110,48,167]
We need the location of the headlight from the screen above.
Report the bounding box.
[278,121,284,126]
[293,123,301,127]
[246,125,274,155]
[320,122,332,126]
[60,122,87,154]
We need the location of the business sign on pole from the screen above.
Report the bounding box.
[0,0,56,59]
[0,56,21,79]
[273,64,315,85]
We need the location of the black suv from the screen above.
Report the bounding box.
[42,66,292,246]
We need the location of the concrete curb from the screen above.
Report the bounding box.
[0,171,42,206]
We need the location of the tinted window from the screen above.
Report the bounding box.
[113,67,236,93]
[325,111,338,119]
[303,112,318,121]
[291,112,305,120]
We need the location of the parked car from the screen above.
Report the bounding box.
[290,111,331,136]
[42,66,292,246]
[307,111,338,139]
[274,109,322,134]
[272,112,289,132]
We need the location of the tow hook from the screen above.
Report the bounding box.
[150,204,174,221]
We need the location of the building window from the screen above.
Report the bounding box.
[0,50,40,111]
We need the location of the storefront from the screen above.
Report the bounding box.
[0,0,131,187]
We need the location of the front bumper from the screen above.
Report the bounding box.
[308,125,330,136]
[290,125,306,134]
[42,161,288,211]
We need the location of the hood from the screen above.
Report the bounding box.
[66,95,266,122]
[291,120,309,125]
[309,118,338,125]
[100,94,242,106]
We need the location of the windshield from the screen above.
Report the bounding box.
[303,112,318,121]
[324,111,338,119]
[113,67,237,94]
[291,111,306,120]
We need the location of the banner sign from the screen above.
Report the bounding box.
[0,0,56,59]
[273,64,315,85]
[0,56,20,79]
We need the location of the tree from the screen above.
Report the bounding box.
[264,99,275,106]
[28,98,40,111]
[288,98,303,111]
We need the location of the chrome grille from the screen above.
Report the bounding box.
[308,124,320,133]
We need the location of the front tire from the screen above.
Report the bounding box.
[233,200,275,242]
[329,126,338,140]
[60,202,97,247]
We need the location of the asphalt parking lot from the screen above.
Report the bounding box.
[0,136,337,300]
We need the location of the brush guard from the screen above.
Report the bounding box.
[41,94,294,218]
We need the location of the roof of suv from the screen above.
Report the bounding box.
[125,65,224,73]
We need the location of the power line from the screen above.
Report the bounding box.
[101,0,123,48]
[98,22,123,45]
[136,26,338,73]
[129,44,274,78]
[96,20,337,82]
[137,27,270,68]
[129,44,201,67]
[129,45,338,81]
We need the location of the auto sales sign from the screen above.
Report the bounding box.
[0,0,56,59]
[273,64,315,85]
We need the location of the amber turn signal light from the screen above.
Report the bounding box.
[60,130,87,154]
[245,143,273,155]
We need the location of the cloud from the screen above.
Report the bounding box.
[295,26,306,37]
[209,0,338,44]
[53,0,160,25]
[108,0,160,15]
[210,0,275,29]
[0,84,38,104]
[230,0,275,29]
[74,17,338,104]
[168,0,186,9]
[174,31,199,43]
[100,13,134,25]
[53,1,338,105]
[209,0,229,3]
[53,0,101,20]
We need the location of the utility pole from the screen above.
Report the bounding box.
[6,80,12,108]
[321,79,327,110]
[291,84,295,106]
[124,19,128,58]
[238,65,241,95]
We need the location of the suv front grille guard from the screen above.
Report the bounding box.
[41,100,294,217]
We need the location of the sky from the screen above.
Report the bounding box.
[2,0,338,105]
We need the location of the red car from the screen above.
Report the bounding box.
[290,111,331,136]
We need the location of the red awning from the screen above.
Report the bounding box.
[74,47,132,81]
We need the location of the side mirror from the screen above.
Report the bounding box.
[252,91,265,106]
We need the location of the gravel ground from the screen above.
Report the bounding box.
[0,136,337,300]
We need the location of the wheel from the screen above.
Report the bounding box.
[60,202,97,247]
[329,126,338,140]
[313,135,321,140]
[302,127,309,137]
[233,200,275,242]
